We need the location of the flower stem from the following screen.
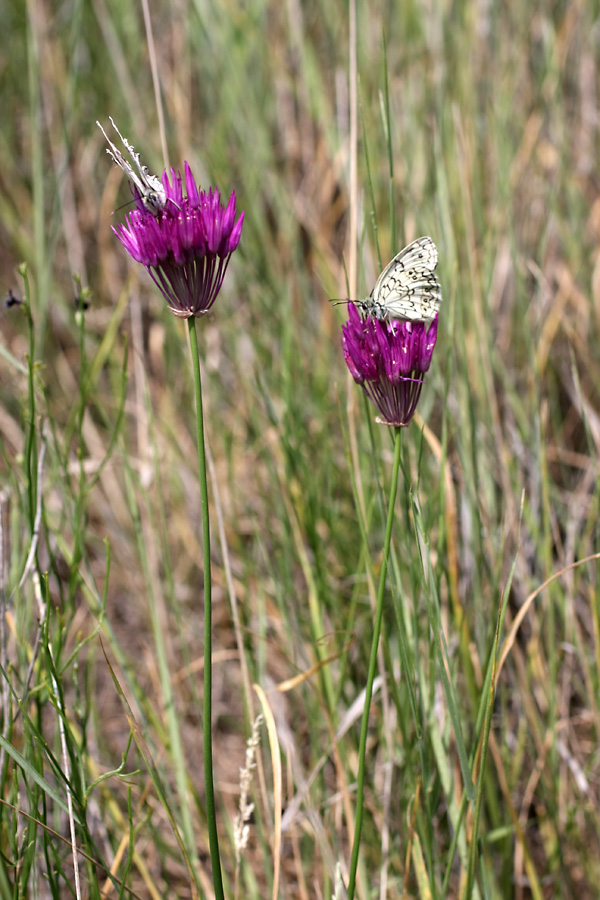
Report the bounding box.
[347,427,402,900]
[187,317,224,900]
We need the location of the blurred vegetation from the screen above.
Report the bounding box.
[0,0,599,898]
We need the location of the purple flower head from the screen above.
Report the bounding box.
[104,133,244,318]
[341,303,438,427]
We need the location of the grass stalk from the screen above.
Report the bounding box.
[464,604,501,899]
[187,317,224,900]
[347,427,402,900]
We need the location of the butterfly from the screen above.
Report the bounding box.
[97,117,168,216]
[357,236,442,323]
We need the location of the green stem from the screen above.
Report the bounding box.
[21,268,37,533]
[347,427,402,900]
[464,606,501,899]
[187,317,224,900]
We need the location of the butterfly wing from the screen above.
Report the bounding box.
[97,119,167,215]
[369,236,441,321]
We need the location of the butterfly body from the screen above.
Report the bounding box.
[97,118,167,216]
[357,236,442,323]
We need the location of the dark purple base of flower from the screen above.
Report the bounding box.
[149,254,232,318]
[367,376,425,427]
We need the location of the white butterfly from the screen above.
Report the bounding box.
[97,117,167,216]
[357,236,442,322]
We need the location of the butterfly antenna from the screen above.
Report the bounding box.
[111,198,137,216]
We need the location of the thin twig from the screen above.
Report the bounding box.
[11,429,48,729]
[205,439,255,722]
[140,0,169,170]
[0,489,11,779]
[16,427,47,595]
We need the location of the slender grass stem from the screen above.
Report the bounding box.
[187,317,224,900]
[347,427,402,900]
[464,605,501,899]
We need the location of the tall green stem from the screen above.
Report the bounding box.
[347,427,402,900]
[187,317,224,900]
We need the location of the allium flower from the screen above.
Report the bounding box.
[341,303,438,427]
[99,121,244,318]
[113,164,244,317]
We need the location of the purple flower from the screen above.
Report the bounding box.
[341,303,438,427]
[112,162,244,318]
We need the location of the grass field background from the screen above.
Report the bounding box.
[1,0,600,897]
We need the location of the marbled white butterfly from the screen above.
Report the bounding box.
[358,236,442,323]
[97,118,168,216]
